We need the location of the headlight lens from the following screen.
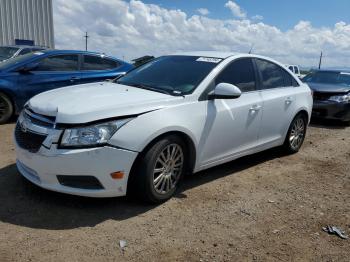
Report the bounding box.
[60,118,133,147]
[328,93,350,103]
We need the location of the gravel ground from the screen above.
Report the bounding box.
[0,120,349,262]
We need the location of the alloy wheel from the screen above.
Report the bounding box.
[289,117,305,150]
[153,143,184,194]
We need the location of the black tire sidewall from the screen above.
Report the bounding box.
[0,93,13,124]
[138,135,187,203]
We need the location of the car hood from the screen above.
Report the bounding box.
[28,82,184,124]
[307,82,350,93]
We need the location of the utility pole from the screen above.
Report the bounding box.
[84,32,89,51]
[248,44,254,54]
[318,51,323,69]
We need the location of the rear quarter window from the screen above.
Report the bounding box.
[83,55,120,70]
[256,59,299,89]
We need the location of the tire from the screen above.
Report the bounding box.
[0,92,13,124]
[283,113,307,154]
[132,135,187,203]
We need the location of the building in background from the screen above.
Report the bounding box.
[0,0,54,48]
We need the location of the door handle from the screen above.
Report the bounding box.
[70,77,80,82]
[249,105,262,113]
[285,97,293,104]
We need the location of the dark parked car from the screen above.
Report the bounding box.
[0,45,46,62]
[303,70,350,123]
[0,50,133,123]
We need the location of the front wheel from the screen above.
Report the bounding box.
[283,114,307,154]
[0,93,13,124]
[133,135,187,203]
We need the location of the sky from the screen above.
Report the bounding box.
[53,0,350,68]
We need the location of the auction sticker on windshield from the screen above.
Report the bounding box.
[196,57,222,63]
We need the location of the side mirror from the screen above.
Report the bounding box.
[208,83,242,100]
[17,62,38,73]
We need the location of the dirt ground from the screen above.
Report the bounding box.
[0,119,349,262]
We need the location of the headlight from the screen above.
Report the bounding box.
[328,93,350,103]
[60,118,133,147]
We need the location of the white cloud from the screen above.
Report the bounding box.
[252,15,263,21]
[53,0,350,67]
[197,8,209,16]
[225,1,246,19]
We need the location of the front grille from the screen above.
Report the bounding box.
[15,123,47,153]
[313,92,332,101]
[57,175,104,190]
[23,108,56,128]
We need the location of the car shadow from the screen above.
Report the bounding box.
[310,117,349,129]
[0,148,285,230]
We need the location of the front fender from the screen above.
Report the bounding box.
[108,102,206,154]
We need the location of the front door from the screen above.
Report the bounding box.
[18,54,81,105]
[198,58,263,166]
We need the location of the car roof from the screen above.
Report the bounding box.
[31,49,129,63]
[171,51,240,59]
[170,51,284,63]
[36,49,115,56]
[314,69,350,74]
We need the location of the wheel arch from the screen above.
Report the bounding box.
[295,109,310,123]
[126,130,197,193]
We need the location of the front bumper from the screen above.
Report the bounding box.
[15,143,138,198]
[312,101,350,121]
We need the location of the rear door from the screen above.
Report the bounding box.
[199,58,263,165]
[19,54,81,101]
[254,58,298,145]
[80,54,122,84]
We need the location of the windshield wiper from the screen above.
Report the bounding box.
[117,81,177,96]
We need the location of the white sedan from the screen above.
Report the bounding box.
[15,52,313,203]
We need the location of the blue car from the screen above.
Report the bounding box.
[0,50,133,123]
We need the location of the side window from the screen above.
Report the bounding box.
[34,55,79,71]
[18,49,32,56]
[82,55,119,70]
[31,48,44,52]
[294,66,299,75]
[288,66,294,72]
[281,69,299,87]
[255,59,286,89]
[215,58,256,92]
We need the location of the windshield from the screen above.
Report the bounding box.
[0,52,41,70]
[0,47,19,60]
[116,55,221,95]
[303,71,350,86]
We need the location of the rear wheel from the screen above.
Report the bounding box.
[0,93,13,124]
[283,113,307,153]
[133,135,187,203]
